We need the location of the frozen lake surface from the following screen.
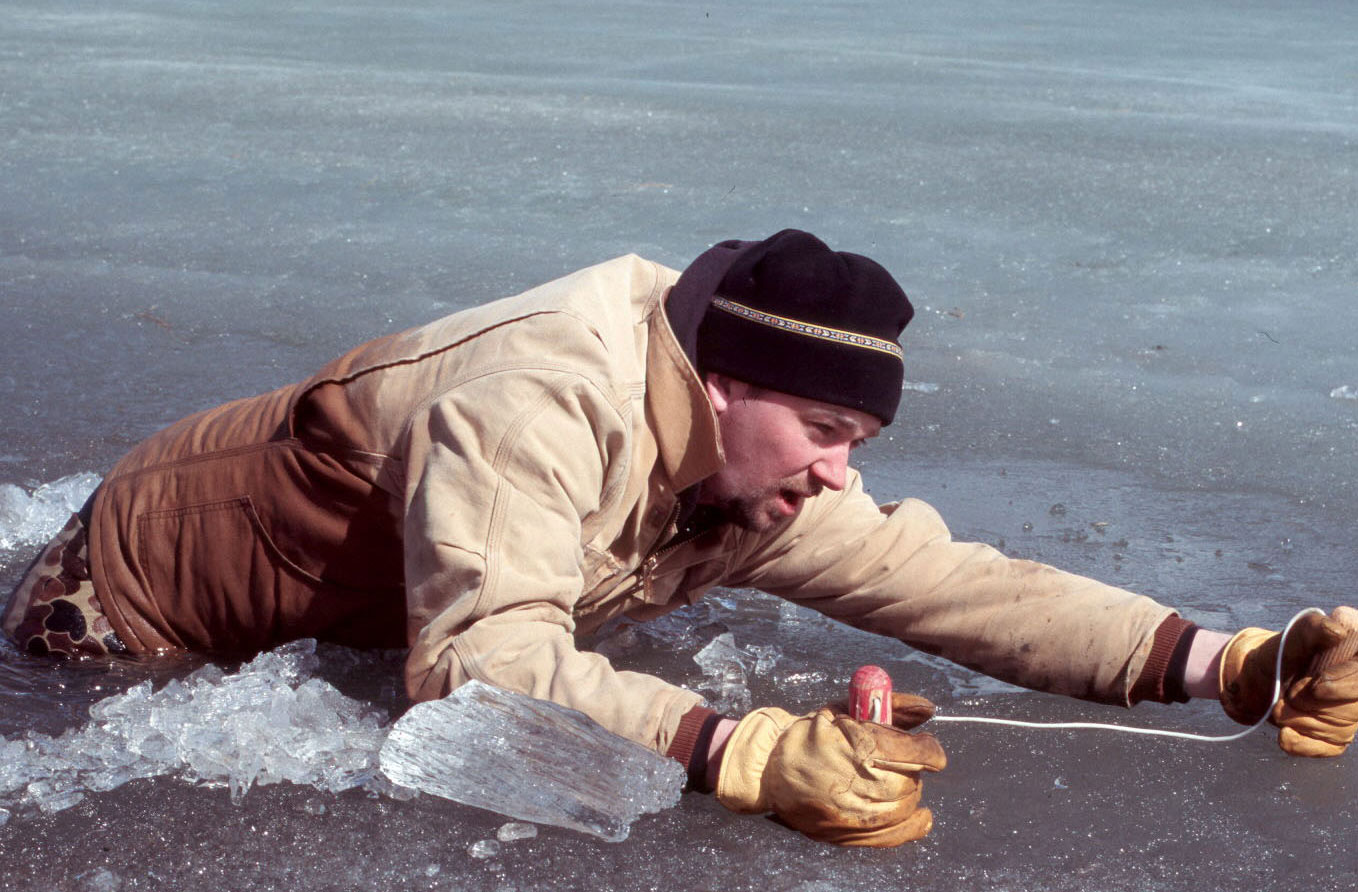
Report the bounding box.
[2,0,1356,889]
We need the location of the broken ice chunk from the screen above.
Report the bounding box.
[27,780,84,814]
[467,839,501,860]
[1,640,392,820]
[0,472,102,551]
[749,644,780,675]
[497,821,538,842]
[692,632,780,714]
[378,681,685,843]
[75,867,122,892]
[694,633,753,714]
[1330,385,1357,400]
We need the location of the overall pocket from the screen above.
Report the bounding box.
[136,495,348,651]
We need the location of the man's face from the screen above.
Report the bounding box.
[699,375,882,532]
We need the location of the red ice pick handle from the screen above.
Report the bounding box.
[849,665,892,724]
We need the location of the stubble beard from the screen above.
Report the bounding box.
[711,478,819,533]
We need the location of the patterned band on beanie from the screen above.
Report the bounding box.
[710,297,904,360]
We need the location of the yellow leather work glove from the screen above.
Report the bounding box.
[715,692,946,847]
[1218,607,1358,757]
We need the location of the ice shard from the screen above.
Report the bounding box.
[378,681,685,842]
[692,631,780,714]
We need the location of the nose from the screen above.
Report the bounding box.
[810,444,850,492]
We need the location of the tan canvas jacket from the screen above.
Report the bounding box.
[86,254,1174,755]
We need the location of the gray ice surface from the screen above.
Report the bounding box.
[380,680,684,842]
[2,0,1357,889]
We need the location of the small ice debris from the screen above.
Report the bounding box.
[497,821,538,842]
[1054,777,1068,790]
[779,670,829,686]
[0,471,102,550]
[902,381,939,394]
[1330,385,1358,401]
[29,781,85,814]
[76,868,122,892]
[693,633,781,715]
[379,681,685,843]
[591,604,722,654]
[468,839,502,860]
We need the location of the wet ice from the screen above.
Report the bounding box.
[1,0,1356,887]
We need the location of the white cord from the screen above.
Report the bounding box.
[928,607,1325,743]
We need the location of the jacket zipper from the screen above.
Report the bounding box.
[637,501,724,602]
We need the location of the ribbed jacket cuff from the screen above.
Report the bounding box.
[1130,615,1199,704]
[665,705,722,791]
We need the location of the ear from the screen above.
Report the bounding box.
[703,373,737,415]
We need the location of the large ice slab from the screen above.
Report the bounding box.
[379,680,685,842]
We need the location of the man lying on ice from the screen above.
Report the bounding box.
[6,229,1357,846]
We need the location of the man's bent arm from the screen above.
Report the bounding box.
[400,368,704,754]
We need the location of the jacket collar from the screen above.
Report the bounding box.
[644,238,768,494]
[645,292,724,492]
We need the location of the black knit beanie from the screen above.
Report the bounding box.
[681,230,912,425]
